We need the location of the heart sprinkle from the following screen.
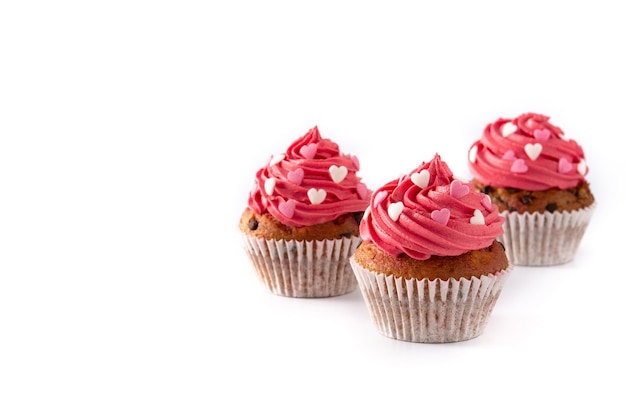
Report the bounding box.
[388,201,404,222]
[356,183,368,200]
[469,145,478,163]
[373,191,388,208]
[264,177,276,195]
[524,143,542,161]
[300,144,318,159]
[430,208,450,225]
[329,165,348,183]
[410,170,430,188]
[533,128,551,141]
[287,168,304,185]
[501,122,517,137]
[269,154,285,166]
[577,159,587,176]
[351,155,360,170]
[511,158,528,173]
[450,179,469,199]
[470,209,485,225]
[503,150,516,161]
[278,199,295,218]
[481,194,493,211]
[558,158,573,174]
[307,188,327,205]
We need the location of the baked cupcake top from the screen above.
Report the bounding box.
[468,112,589,191]
[360,154,505,260]
[247,126,371,227]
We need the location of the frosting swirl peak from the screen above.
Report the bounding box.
[468,112,589,190]
[248,126,371,227]
[360,154,505,260]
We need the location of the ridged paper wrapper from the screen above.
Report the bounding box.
[350,257,512,343]
[242,234,361,298]
[498,203,596,266]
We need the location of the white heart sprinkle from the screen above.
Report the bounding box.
[388,201,404,222]
[469,145,478,163]
[269,154,285,166]
[307,188,327,205]
[264,177,276,195]
[524,143,543,161]
[470,209,485,225]
[501,122,517,137]
[577,159,587,176]
[410,170,430,188]
[329,165,348,183]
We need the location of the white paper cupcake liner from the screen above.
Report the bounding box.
[241,234,361,298]
[498,203,596,266]
[350,258,512,343]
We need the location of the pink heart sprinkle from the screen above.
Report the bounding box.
[278,199,296,218]
[373,190,388,208]
[533,128,551,141]
[503,150,516,161]
[287,168,304,185]
[481,194,493,211]
[356,183,368,200]
[431,208,450,226]
[558,158,573,174]
[511,158,528,173]
[450,180,469,199]
[300,144,318,159]
[351,155,360,170]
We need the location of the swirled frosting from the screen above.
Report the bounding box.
[359,154,505,260]
[468,112,589,191]
[248,126,371,227]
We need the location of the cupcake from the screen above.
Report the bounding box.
[468,112,596,266]
[239,126,371,298]
[350,154,511,343]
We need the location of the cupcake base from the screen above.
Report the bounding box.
[499,203,596,266]
[241,234,361,298]
[350,258,511,343]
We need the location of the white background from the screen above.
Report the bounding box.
[1,1,624,416]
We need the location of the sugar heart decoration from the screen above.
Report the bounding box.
[373,190,388,208]
[511,158,528,173]
[264,177,276,195]
[278,199,295,218]
[329,165,348,183]
[469,145,478,163]
[470,209,485,225]
[410,170,430,188]
[524,143,542,161]
[558,158,573,174]
[356,183,368,200]
[501,122,517,137]
[300,144,318,159]
[287,168,304,185]
[578,159,587,175]
[388,201,404,222]
[503,150,516,161]
[450,179,469,199]
[430,208,450,225]
[533,128,551,141]
[269,154,285,166]
[351,155,360,170]
[307,188,326,205]
[481,194,493,211]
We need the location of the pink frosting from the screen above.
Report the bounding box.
[468,113,589,190]
[360,154,505,260]
[248,126,371,227]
